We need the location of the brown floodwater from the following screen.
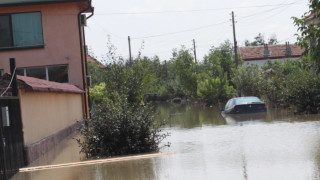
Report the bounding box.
[12,104,320,180]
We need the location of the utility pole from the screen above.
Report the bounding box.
[193,39,198,74]
[232,11,239,68]
[193,39,197,65]
[128,36,132,66]
[164,60,168,82]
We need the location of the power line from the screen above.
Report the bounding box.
[132,21,229,39]
[95,1,305,16]
[130,0,304,40]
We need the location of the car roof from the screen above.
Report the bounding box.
[229,96,263,104]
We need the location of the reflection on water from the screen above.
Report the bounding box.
[12,103,320,180]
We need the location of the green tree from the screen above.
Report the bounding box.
[197,72,234,105]
[245,33,278,46]
[284,69,320,113]
[232,65,260,97]
[202,40,235,81]
[171,46,197,97]
[292,0,320,72]
[259,60,301,105]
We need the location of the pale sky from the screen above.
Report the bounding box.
[84,0,309,62]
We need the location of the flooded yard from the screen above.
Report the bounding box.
[12,103,320,180]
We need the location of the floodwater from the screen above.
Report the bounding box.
[12,103,320,180]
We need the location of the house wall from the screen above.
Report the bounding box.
[0,2,86,89]
[243,57,301,68]
[19,89,83,146]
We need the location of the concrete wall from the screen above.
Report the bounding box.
[19,89,83,146]
[0,2,86,89]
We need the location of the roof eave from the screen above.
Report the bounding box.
[0,0,89,7]
[243,55,301,61]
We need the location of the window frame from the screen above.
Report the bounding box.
[17,65,69,83]
[0,11,44,51]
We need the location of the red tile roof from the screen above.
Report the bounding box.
[239,44,303,61]
[17,75,84,94]
[87,55,105,68]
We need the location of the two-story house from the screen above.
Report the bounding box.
[0,0,94,164]
[0,0,93,117]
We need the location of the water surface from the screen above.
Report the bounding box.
[12,104,320,180]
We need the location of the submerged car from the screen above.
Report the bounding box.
[223,96,267,114]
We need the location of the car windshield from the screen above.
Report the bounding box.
[235,97,262,105]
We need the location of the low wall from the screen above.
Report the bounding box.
[19,89,83,163]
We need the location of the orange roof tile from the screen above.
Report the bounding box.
[239,44,303,61]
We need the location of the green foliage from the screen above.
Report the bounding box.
[245,33,278,46]
[77,97,169,158]
[232,65,260,97]
[197,72,234,105]
[87,61,105,86]
[283,69,320,113]
[202,40,235,81]
[292,0,320,72]
[171,47,197,97]
[259,60,301,104]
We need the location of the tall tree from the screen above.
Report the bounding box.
[245,33,278,46]
[171,46,197,97]
[292,0,320,71]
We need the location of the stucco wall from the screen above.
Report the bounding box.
[0,2,86,89]
[19,89,83,145]
[243,57,301,68]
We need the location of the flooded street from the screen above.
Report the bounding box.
[13,104,320,180]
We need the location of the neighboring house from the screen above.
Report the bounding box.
[0,0,94,164]
[0,0,93,119]
[306,13,320,25]
[87,55,105,68]
[239,43,303,68]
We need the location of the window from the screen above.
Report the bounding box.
[0,69,3,76]
[48,66,68,83]
[26,67,46,80]
[0,12,43,49]
[17,65,69,83]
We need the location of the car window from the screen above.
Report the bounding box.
[235,97,262,105]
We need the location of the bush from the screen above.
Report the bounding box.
[284,70,320,113]
[259,60,301,105]
[77,96,169,158]
[232,65,260,96]
[197,72,234,105]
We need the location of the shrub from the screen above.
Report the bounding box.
[197,72,234,105]
[283,69,320,113]
[77,96,169,158]
[232,65,260,96]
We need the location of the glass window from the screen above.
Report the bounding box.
[235,97,262,105]
[0,12,43,49]
[17,65,69,83]
[16,69,25,76]
[12,12,43,47]
[48,65,69,83]
[26,67,46,80]
[0,15,12,48]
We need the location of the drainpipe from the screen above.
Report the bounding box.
[78,0,93,119]
[83,3,94,118]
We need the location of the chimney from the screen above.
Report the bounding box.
[284,42,292,56]
[263,44,270,57]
